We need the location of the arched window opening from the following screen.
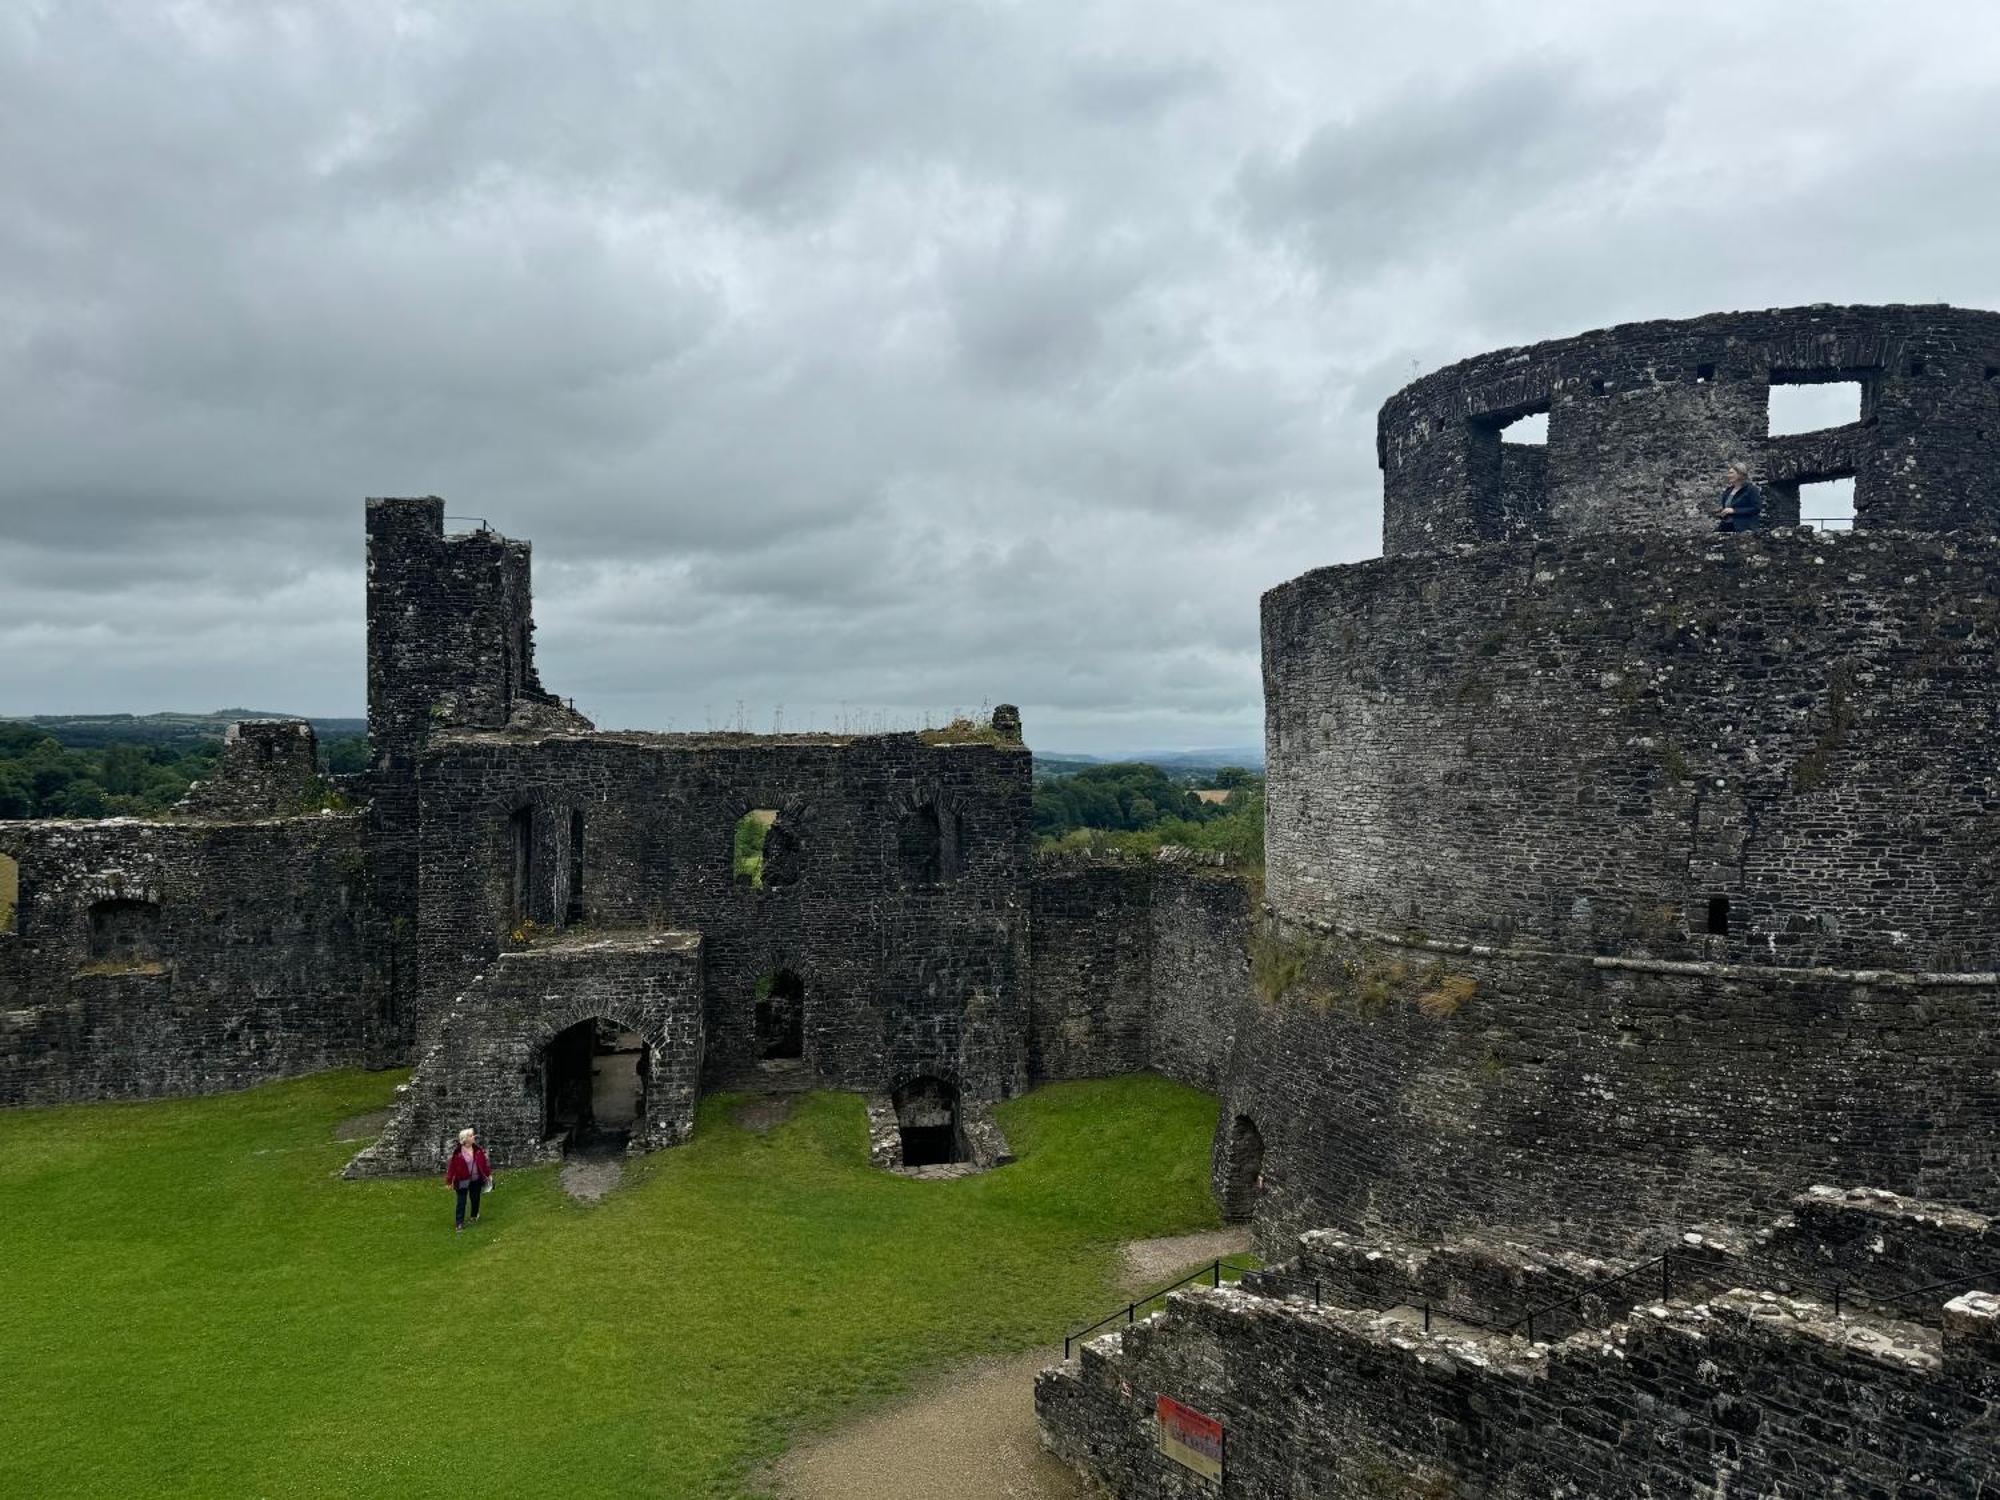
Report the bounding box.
[734,810,775,888]
[541,1017,648,1151]
[88,897,162,966]
[894,1076,965,1167]
[1221,1115,1264,1222]
[755,969,806,1061]
[898,803,943,886]
[508,807,534,926]
[0,854,17,936]
[565,809,586,925]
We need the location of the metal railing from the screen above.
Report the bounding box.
[1803,515,1855,531]
[1064,1244,2000,1359]
[443,514,492,533]
[1064,1258,1258,1358]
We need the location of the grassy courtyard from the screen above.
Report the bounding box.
[0,1069,1221,1498]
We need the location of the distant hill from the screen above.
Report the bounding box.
[1031,753,1105,781]
[1129,747,1263,778]
[1034,746,1262,782]
[7,711,367,749]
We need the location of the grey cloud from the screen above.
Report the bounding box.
[4,4,2000,751]
[1237,59,1670,278]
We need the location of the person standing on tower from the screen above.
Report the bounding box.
[1713,461,1766,532]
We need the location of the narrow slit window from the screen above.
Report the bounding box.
[1706,896,1730,936]
[566,809,586,924]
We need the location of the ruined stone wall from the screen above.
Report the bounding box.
[1264,527,2000,972]
[1213,925,2000,1259]
[174,720,330,820]
[1029,859,1153,1081]
[1028,858,1249,1091]
[1379,304,2000,552]
[1039,1251,2000,1498]
[1145,867,1247,1094]
[411,730,1035,1108]
[0,811,371,1104]
[363,498,590,1058]
[349,931,703,1173]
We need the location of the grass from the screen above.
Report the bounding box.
[0,1070,1221,1499]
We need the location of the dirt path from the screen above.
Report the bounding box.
[765,1227,1251,1500]
[763,1348,1083,1500]
[1119,1225,1252,1287]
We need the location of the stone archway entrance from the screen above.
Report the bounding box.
[1221,1115,1264,1222]
[756,969,806,1060]
[542,1017,650,1150]
[894,1076,965,1167]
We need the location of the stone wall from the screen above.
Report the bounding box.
[362,497,593,1059]
[0,811,372,1104]
[409,728,1036,1118]
[174,720,331,819]
[1263,527,2000,972]
[1040,1193,2000,1498]
[1147,867,1248,1094]
[1378,304,2000,553]
[1028,856,1250,1091]
[1214,924,2000,1259]
[1029,859,1153,1081]
[348,930,703,1173]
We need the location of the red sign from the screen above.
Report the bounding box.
[1157,1394,1224,1480]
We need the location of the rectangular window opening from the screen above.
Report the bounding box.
[1694,363,1715,384]
[1705,896,1730,936]
[1500,411,1547,446]
[1768,379,1863,436]
[1799,478,1856,530]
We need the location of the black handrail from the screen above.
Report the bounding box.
[443,514,491,532]
[1063,1258,1258,1358]
[1874,1264,2000,1309]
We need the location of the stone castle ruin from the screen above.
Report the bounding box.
[3,302,1998,1493]
[1036,304,2000,1496]
[0,495,1242,1174]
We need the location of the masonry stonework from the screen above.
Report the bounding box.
[0,729,371,1104]
[1042,303,2000,1496]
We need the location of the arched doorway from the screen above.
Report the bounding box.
[894,1076,964,1166]
[1222,1115,1264,1222]
[756,969,805,1060]
[542,1017,649,1150]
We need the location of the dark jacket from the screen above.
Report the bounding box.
[1717,482,1765,532]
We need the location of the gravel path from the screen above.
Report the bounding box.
[559,1151,624,1203]
[763,1349,1083,1500]
[766,1227,1251,1500]
[1119,1225,1252,1287]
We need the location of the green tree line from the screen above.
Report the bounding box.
[1035,762,1263,864]
[0,725,370,819]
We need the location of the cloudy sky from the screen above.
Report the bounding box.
[3,2,1996,752]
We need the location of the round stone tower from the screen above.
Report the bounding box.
[1229,305,2000,1256]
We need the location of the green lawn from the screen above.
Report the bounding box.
[0,1070,1221,1498]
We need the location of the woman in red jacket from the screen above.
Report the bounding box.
[444,1127,492,1232]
